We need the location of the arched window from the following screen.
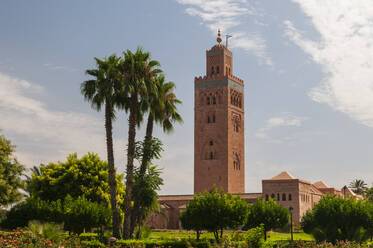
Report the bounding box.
[282,193,286,201]
[207,97,210,105]
[288,194,292,201]
[216,66,220,74]
[212,96,216,104]
[209,140,213,146]
[277,193,280,201]
[210,152,214,160]
[212,113,216,123]
[265,194,269,201]
[271,193,275,199]
[211,66,214,76]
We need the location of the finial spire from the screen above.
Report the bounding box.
[217,29,222,44]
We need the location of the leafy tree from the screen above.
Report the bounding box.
[180,186,249,242]
[132,164,163,239]
[0,133,25,207]
[349,179,367,195]
[301,195,372,243]
[28,153,125,209]
[244,198,289,241]
[119,47,162,239]
[81,54,122,238]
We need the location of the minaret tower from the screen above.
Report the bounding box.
[194,30,245,194]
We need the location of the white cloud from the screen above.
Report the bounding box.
[255,112,307,143]
[176,0,272,65]
[0,72,123,167]
[285,0,373,127]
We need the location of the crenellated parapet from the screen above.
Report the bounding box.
[194,74,244,85]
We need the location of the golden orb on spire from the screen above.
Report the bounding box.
[217,29,222,44]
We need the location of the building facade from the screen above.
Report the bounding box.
[194,30,245,194]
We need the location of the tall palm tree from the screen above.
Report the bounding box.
[140,74,183,176]
[119,47,162,239]
[349,179,367,195]
[129,75,182,235]
[81,55,122,238]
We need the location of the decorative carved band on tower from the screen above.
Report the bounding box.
[194,30,245,194]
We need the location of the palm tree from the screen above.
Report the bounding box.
[349,179,367,195]
[119,47,162,239]
[24,165,42,196]
[81,55,122,238]
[129,75,183,235]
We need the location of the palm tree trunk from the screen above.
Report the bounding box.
[105,101,120,239]
[123,94,138,239]
[139,113,154,175]
[130,113,154,236]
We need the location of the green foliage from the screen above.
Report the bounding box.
[81,240,106,248]
[63,195,112,234]
[245,224,264,248]
[244,197,289,241]
[301,195,372,243]
[0,196,111,233]
[28,152,125,207]
[0,133,25,207]
[349,179,367,195]
[180,185,249,242]
[115,239,210,248]
[79,232,99,241]
[27,220,64,242]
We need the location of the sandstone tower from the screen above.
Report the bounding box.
[194,30,245,194]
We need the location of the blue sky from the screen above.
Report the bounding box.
[1,0,373,194]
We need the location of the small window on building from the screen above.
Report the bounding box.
[209,140,213,146]
[226,66,228,75]
[277,193,280,201]
[213,96,216,104]
[212,113,216,123]
[265,194,269,201]
[271,193,275,199]
[211,66,214,75]
[207,97,210,105]
[282,193,286,201]
[207,115,210,123]
[210,152,214,160]
[229,68,231,75]
[216,66,220,74]
[289,194,292,201]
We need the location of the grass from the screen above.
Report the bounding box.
[266,231,314,241]
[148,229,314,242]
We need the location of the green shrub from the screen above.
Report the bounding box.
[28,220,64,242]
[81,240,106,248]
[245,224,264,248]
[79,232,99,241]
[115,239,210,248]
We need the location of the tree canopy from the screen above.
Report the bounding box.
[27,152,125,207]
[301,195,373,243]
[244,198,289,240]
[0,133,25,207]
[180,186,248,241]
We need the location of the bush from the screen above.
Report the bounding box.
[0,196,111,234]
[246,225,264,248]
[115,239,211,248]
[81,240,106,248]
[79,232,99,241]
[27,220,64,242]
[301,195,372,243]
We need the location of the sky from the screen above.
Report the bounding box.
[1,0,373,194]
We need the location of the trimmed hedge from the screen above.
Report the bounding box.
[115,239,211,248]
[81,240,106,248]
